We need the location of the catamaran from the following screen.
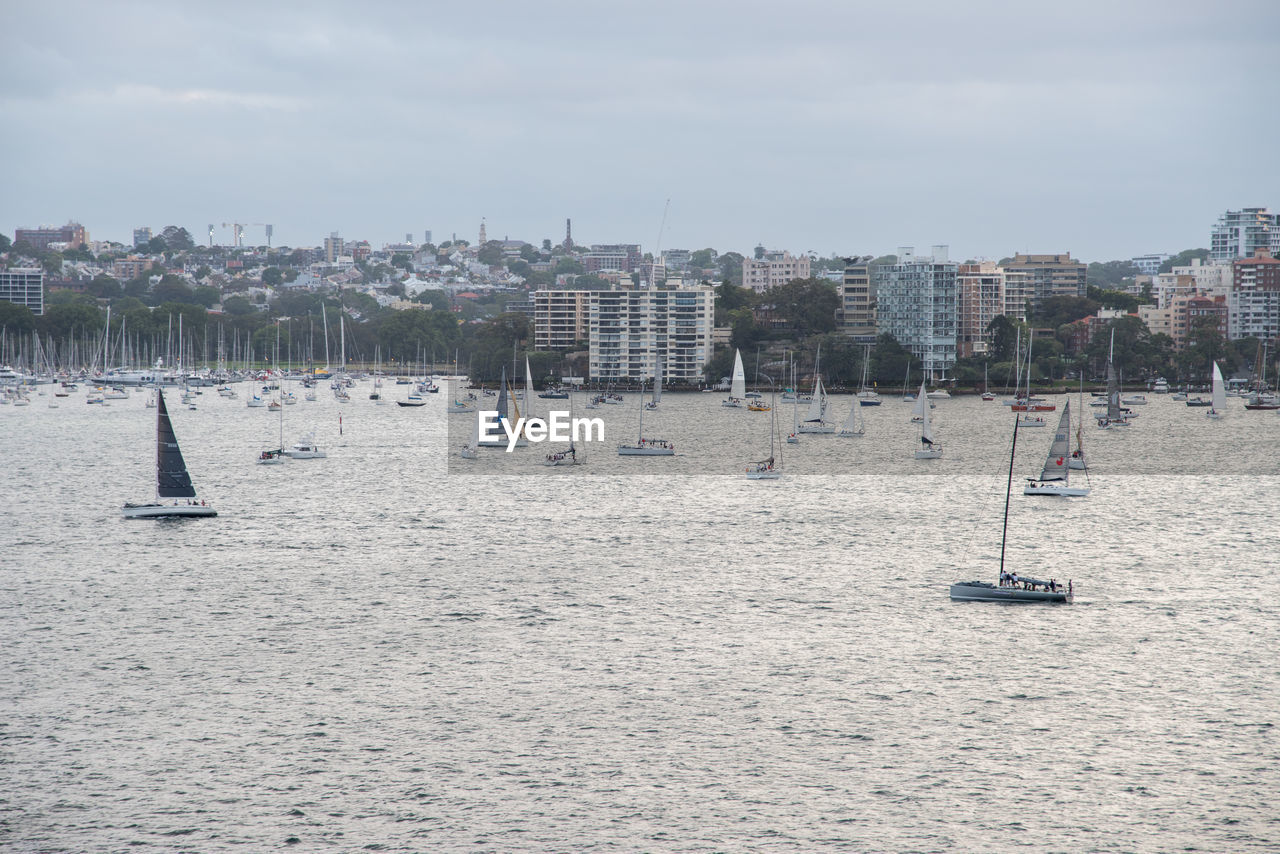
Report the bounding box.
[123,388,217,518]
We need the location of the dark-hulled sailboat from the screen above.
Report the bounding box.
[123,387,217,518]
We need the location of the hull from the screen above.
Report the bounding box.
[745,471,781,480]
[123,502,217,519]
[284,450,326,459]
[798,424,834,434]
[859,399,882,406]
[914,448,943,459]
[1023,483,1090,496]
[950,581,1070,603]
[618,445,675,456]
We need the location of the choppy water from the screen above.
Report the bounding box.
[3,383,1279,852]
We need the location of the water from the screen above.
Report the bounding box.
[3,385,1279,852]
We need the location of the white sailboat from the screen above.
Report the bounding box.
[950,413,1074,603]
[786,359,800,444]
[723,349,746,407]
[646,356,662,410]
[1096,329,1131,428]
[258,380,288,465]
[837,390,865,437]
[1208,361,1226,419]
[544,387,585,466]
[1024,403,1090,496]
[798,347,833,433]
[857,345,881,405]
[477,367,525,447]
[123,388,217,518]
[914,380,943,459]
[618,378,674,455]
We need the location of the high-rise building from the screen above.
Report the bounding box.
[533,290,592,351]
[588,285,715,383]
[1131,253,1170,276]
[742,250,810,293]
[0,268,45,315]
[999,253,1086,310]
[874,246,958,374]
[1227,249,1280,340]
[1211,208,1280,263]
[837,256,876,341]
[956,261,1007,358]
[324,232,344,263]
[14,222,87,251]
[424,230,432,245]
[133,227,152,248]
[583,244,642,274]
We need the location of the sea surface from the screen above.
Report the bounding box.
[3,382,1279,852]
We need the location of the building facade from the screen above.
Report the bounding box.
[742,250,810,293]
[1210,208,1280,263]
[999,253,1086,310]
[1131,253,1171,276]
[533,290,592,351]
[874,246,958,374]
[14,222,87,251]
[0,268,45,315]
[583,244,642,274]
[1227,250,1280,340]
[837,256,876,340]
[133,227,152,248]
[588,285,715,384]
[324,232,344,263]
[956,261,1005,358]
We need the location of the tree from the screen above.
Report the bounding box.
[1086,259,1140,289]
[261,267,283,287]
[222,295,256,316]
[985,315,1021,363]
[195,265,212,280]
[87,273,122,299]
[570,274,609,290]
[762,277,839,338]
[554,257,584,275]
[150,275,195,306]
[1086,285,1140,313]
[868,333,913,385]
[145,236,168,254]
[390,253,412,271]
[159,226,195,252]
[0,300,36,333]
[688,248,717,270]
[1158,248,1209,274]
[0,234,11,253]
[714,281,755,325]
[192,285,222,308]
[40,251,64,277]
[477,241,505,265]
[1034,295,1098,328]
[541,239,552,252]
[717,251,744,286]
[36,302,104,339]
[412,289,450,308]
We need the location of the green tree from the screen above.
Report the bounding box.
[1086,285,1140,312]
[1158,248,1209,273]
[412,289,450,308]
[36,301,104,339]
[261,267,283,287]
[159,226,195,251]
[868,333,913,386]
[985,315,1021,362]
[40,251,64,277]
[145,236,168,254]
[717,251,744,285]
[390,253,412,271]
[477,241,505,265]
[762,277,839,338]
[714,281,755,325]
[0,234,11,253]
[554,256,584,275]
[1086,259,1140,289]
[87,273,122,299]
[688,248,717,270]
[192,285,222,308]
[0,300,37,333]
[1034,295,1098,328]
[150,275,195,305]
[222,295,256,316]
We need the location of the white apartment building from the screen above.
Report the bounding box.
[588,285,715,383]
[1210,208,1280,262]
[0,268,44,315]
[874,246,958,374]
[533,290,592,351]
[1131,253,1171,276]
[742,250,810,293]
[838,256,876,340]
[1170,257,1234,297]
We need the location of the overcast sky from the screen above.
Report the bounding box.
[3,1,1277,262]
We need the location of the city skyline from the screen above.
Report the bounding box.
[2,1,1278,261]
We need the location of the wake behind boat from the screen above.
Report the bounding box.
[123,388,217,518]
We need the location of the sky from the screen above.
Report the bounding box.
[2,0,1278,262]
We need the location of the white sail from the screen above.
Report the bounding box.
[805,376,825,422]
[730,350,746,399]
[838,393,864,435]
[918,380,935,445]
[525,357,535,416]
[1039,403,1073,482]
[1211,361,1226,410]
[911,390,927,419]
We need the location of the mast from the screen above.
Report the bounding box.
[999,412,1019,579]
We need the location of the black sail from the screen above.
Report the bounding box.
[155,388,196,498]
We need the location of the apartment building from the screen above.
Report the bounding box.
[0,268,45,315]
[533,290,592,351]
[837,255,876,341]
[588,285,715,383]
[956,261,1005,358]
[874,246,958,374]
[999,253,1086,310]
[1227,250,1280,340]
[582,244,642,274]
[742,250,810,293]
[1131,253,1170,276]
[133,227,152,248]
[14,222,87,251]
[324,232,344,263]
[1210,208,1280,263]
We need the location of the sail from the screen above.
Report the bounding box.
[839,394,863,434]
[155,389,196,498]
[911,390,927,418]
[730,350,746,399]
[1039,403,1072,482]
[805,376,825,422]
[1105,330,1121,420]
[653,357,663,403]
[918,381,934,444]
[496,367,509,423]
[1211,361,1226,410]
[525,357,535,414]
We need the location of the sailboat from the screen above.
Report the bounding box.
[618,378,674,455]
[646,356,662,410]
[980,362,996,401]
[258,380,288,464]
[746,386,781,479]
[786,358,800,444]
[477,367,524,447]
[544,387,585,466]
[1069,376,1089,470]
[857,345,881,405]
[1207,361,1226,419]
[1024,403,1090,496]
[913,380,943,459]
[837,388,865,437]
[798,346,833,433]
[723,349,746,407]
[950,413,1073,603]
[123,388,217,518]
[1096,329,1131,428]
[1243,343,1279,409]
